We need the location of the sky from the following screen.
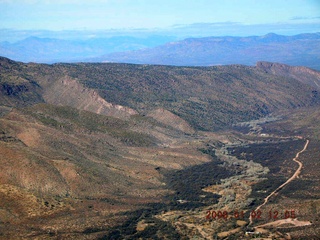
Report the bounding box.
[0,0,319,41]
[1,0,319,30]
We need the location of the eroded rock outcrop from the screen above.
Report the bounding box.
[42,76,137,118]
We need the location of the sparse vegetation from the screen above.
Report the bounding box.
[1,57,320,238]
[1,57,320,130]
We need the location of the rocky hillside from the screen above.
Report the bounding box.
[256,61,320,89]
[1,57,320,238]
[1,57,320,131]
[0,57,44,107]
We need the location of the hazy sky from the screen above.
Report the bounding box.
[1,0,320,30]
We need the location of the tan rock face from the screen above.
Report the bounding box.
[17,127,41,147]
[42,76,137,118]
[147,108,195,134]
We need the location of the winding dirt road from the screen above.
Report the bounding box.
[249,139,310,225]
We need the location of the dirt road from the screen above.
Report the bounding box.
[249,139,310,225]
[255,217,312,229]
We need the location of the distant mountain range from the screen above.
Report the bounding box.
[95,33,320,70]
[0,33,319,70]
[0,35,176,63]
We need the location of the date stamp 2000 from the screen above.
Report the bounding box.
[206,210,296,221]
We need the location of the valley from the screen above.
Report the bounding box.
[0,57,320,239]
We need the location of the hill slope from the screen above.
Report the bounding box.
[1,57,320,131]
[1,57,320,238]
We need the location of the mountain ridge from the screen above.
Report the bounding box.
[1,33,320,70]
[95,32,320,70]
[0,35,177,63]
[1,56,320,131]
[256,61,320,89]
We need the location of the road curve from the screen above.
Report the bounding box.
[249,139,309,225]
